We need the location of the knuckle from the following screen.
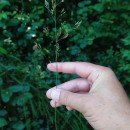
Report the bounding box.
[101,67,115,78]
[104,67,114,74]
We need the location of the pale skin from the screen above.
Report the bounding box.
[46,62,130,130]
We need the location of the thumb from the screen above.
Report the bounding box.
[50,89,86,112]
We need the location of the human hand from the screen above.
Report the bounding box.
[46,62,130,130]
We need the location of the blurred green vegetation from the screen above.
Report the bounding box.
[0,0,130,129]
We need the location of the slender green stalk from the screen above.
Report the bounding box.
[45,1,63,129]
[54,1,58,130]
[54,0,59,87]
[54,107,58,130]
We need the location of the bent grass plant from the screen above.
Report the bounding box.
[45,0,65,129]
[45,0,82,129]
[45,0,70,129]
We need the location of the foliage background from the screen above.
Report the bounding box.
[0,0,130,129]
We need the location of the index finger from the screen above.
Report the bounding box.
[47,62,103,83]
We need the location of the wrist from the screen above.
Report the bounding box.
[117,103,130,130]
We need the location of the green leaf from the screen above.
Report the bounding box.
[70,46,81,55]
[0,0,10,10]
[12,92,33,106]
[93,3,104,12]
[32,121,38,127]
[8,85,30,93]
[78,2,85,8]
[1,90,12,103]
[0,12,8,20]
[0,47,8,55]
[0,110,7,116]
[3,30,12,37]
[9,19,20,26]
[122,36,130,45]
[122,50,130,60]
[0,118,8,127]
[32,22,42,28]
[0,22,5,27]
[12,121,25,130]
[0,78,3,87]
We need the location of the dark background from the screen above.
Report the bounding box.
[0,0,130,129]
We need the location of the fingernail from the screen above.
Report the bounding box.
[47,63,56,69]
[51,89,60,101]
[50,100,57,107]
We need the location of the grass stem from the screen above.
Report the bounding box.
[54,0,58,130]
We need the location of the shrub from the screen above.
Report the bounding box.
[0,0,130,129]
